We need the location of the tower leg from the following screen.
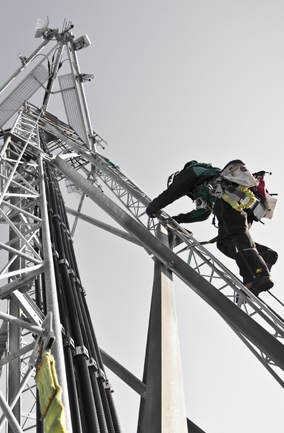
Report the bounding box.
[137,225,187,433]
[7,194,21,432]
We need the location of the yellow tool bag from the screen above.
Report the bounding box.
[35,353,67,433]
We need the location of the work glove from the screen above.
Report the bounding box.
[171,215,181,223]
[146,202,160,217]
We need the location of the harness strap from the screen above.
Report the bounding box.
[222,185,255,211]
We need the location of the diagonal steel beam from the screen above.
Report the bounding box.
[100,349,147,398]
[66,206,142,246]
[0,265,43,299]
[0,391,24,433]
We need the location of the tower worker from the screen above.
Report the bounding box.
[146,160,278,296]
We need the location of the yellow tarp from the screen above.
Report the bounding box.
[35,353,67,433]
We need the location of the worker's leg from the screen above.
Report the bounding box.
[214,199,272,290]
[255,243,278,271]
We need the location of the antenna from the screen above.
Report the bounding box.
[34,16,50,38]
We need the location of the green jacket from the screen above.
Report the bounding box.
[149,162,221,223]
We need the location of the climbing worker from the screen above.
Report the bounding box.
[146,160,278,296]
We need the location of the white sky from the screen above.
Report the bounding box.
[1,1,284,432]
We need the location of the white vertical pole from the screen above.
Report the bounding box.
[159,225,187,433]
[138,224,187,433]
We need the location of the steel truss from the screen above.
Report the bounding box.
[0,115,58,432]
[19,103,284,387]
[0,112,122,433]
[0,20,284,433]
[4,102,284,425]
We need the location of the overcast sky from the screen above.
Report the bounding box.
[1,1,284,432]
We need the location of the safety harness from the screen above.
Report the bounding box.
[188,176,255,212]
[168,161,276,220]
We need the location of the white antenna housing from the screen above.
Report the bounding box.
[34,16,49,38]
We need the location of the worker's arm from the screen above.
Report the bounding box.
[146,169,198,216]
[172,208,212,224]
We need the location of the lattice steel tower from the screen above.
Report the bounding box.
[0,18,284,433]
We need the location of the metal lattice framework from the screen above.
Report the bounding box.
[0,114,57,432]
[14,103,284,386]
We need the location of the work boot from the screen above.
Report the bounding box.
[245,275,274,297]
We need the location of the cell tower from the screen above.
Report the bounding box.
[0,18,284,433]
